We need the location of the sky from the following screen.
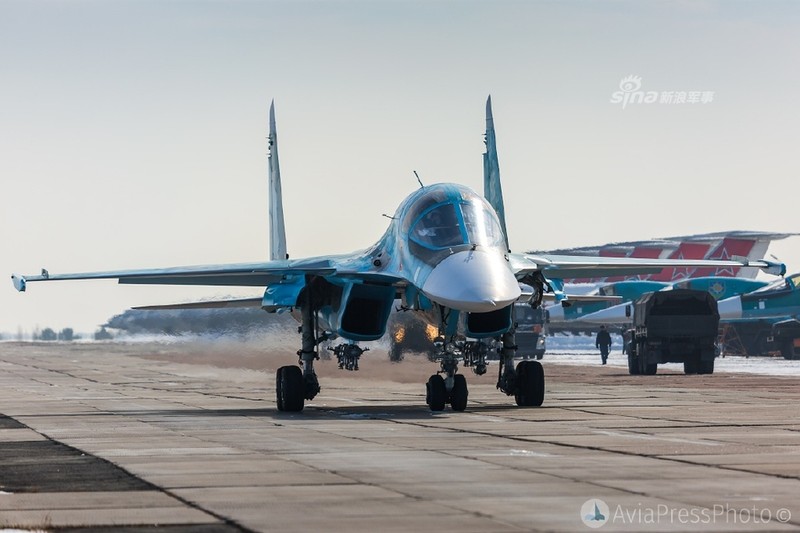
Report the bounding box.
[1,0,799,335]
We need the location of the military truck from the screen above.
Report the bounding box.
[626,289,719,375]
[514,304,546,359]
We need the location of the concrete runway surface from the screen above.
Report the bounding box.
[1,341,800,532]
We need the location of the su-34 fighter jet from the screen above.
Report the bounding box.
[12,97,785,412]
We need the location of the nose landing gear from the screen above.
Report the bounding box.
[495,329,545,407]
[426,371,469,412]
[425,335,488,412]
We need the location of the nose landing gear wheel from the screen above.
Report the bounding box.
[514,360,544,407]
[449,374,468,412]
[426,374,447,411]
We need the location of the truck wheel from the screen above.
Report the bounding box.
[698,360,714,374]
[781,340,796,360]
[684,360,699,375]
[638,344,657,375]
[627,353,640,375]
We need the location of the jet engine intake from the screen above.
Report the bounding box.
[465,306,513,338]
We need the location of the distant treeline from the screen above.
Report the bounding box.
[32,327,79,341]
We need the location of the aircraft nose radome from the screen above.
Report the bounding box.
[421,250,520,313]
[717,296,743,320]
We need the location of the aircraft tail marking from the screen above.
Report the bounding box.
[649,242,711,282]
[483,95,510,252]
[693,238,756,278]
[269,100,288,261]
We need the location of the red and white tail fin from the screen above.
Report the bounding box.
[648,242,711,282]
[692,238,756,278]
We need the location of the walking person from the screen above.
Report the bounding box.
[596,326,612,365]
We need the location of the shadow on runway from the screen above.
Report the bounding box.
[103,402,546,421]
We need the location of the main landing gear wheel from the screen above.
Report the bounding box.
[276,365,304,412]
[514,360,544,407]
[449,374,468,412]
[426,374,447,412]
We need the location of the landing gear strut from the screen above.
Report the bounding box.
[427,338,470,412]
[496,327,545,407]
[276,288,321,412]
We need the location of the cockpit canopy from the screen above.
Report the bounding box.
[754,272,800,293]
[410,192,505,250]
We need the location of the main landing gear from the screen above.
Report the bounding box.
[276,357,319,413]
[277,294,546,413]
[495,329,545,408]
[276,293,321,413]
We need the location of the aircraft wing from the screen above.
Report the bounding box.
[509,253,786,280]
[11,257,407,293]
[544,294,623,303]
[519,282,621,305]
[133,297,265,311]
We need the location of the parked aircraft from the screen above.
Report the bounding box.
[540,231,793,284]
[717,273,800,358]
[551,276,769,327]
[543,231,790,330]
[577,277,771,326]
[12,98,785,412]
[546,280,668,326]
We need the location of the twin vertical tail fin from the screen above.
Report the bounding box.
[268,100,288,261]
[483,95,510,252]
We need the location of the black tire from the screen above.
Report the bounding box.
[698,359,715,374]
[426,374,447,411]
[515,360,545,407]
[684,359,699,375]
[638,343,657,375]
[277,365,304,412]
[627,353,640,375]
[781,340,796,360]
[276,367,285,411]
[450,374,468,411]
